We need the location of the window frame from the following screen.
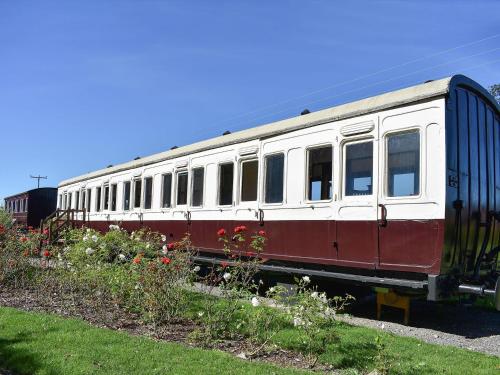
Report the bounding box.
[123,181,131,211]
[133,178,142,210]
[342,138,375,199]
[304,143,334,204]
[262,152,286,206]
[190,166,205,208]
[161,172,173,209]
[110,183,118,211]
[95,187,102,212]
[103,183,110,211]
[382,128,422,200]
[175,169,189,207]
[142,176,154,210]
[238,157,259,204]
[217,161,234,207]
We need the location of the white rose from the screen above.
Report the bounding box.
[251,297,260,307]
[85,247,95,255]
[223,272,231,281]
[193,266,201,272]
[302,276,311,284]
[83,235,89,242]
[161,235,167,242]
[311,291,318,299]
[293,317,304,327]
[118,254,126,261]
[146,243,150,249]
[91,235,98,242]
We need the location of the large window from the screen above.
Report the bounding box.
[344,141,373,196]
[110,184,117,211]
[386,130,420,197]
[144,177,153,209]
[177,171,188,205]
[68,193,72,210]
[191,167,204,207]
[134,179,142,209]
[265,153,284,204]
[76,191,80,210]
[96,187,102,211]
[218,163,234,206]
[123,181,131,211]
[161,173,172,208]
[241,160,258,202]
[103,184,110,210]
[307,146,332,201]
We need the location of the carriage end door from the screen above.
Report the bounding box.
[377,108,443,273]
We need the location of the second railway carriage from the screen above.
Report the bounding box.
[57,75,500,308]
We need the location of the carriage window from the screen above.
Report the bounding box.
[96,187,102,211]
[76,191,80,210]
[87,189,92,212]
[219,163,234,206]
[177,171,188,205]
[386,131,420,197]
[110,184,117,211]
[241,160,258,202]
[134,179,142,208]
[123,181,131,211]
[307,146,332,201]
[161,173,172,208]
[144,177,153,209]
[345,141,373,196]
[103,184,110,210]
[81,190,86,210]
[265,153,285,204]
[191,167,204,207]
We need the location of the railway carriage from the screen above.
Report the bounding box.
[57,75,500,309]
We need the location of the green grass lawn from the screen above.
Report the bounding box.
[184,293,500,375]
[0,307,305,375]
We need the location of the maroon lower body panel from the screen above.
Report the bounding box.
[82,219,444,274]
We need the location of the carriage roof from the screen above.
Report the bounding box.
[59,75,498,188]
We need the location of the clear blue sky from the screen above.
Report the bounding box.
[1,0,499,201]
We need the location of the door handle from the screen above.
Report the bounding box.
[378,204,387,227]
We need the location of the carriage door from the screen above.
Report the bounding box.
[377,108,442,272]
[335,120,379,268]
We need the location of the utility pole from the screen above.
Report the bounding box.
[30,175,47,188]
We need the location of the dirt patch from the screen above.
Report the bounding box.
[0,288,333,373]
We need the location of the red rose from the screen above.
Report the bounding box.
[20,237,28,243]
[43,229,49,235]
[167,242,175,250]
[43,250,50,258]
[234,225,247,233]
[23,250,29,257]
[132,257,141,264]
[0,225,4,234]
[221,261,229,268]
[161,257,171,265]
[217,228,226,237]
[258,230,266,236]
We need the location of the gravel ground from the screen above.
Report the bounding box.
[340,296,500,357]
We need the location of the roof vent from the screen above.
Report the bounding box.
[222,130,231,136]
[424,79,434,83]
[301,109,310,115]
[170,146,178,150]
[107,164,113,168]
[134,156,141,160]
